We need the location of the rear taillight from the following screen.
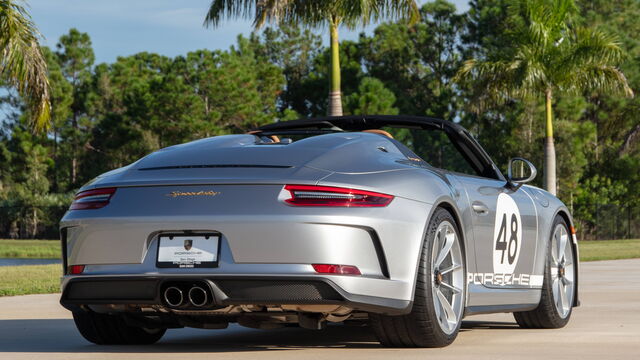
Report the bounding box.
[283,185,393,207]
[70,188,116,210]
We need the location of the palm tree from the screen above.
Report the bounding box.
[0,0,51,130]
[455,0,633,195]
[204,0,419,116]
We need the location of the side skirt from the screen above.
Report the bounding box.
[464,303,538,316]
[465,284,541,315]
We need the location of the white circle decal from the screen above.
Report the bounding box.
[492,193,522,274]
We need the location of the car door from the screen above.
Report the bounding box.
[455,174,539,289]
[384,124,539,289]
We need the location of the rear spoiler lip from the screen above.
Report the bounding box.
[138,164,294,171]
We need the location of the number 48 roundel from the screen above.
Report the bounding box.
[492,193,523,274]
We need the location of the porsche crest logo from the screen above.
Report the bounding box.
[184,239,193,251]
[166,190,220,198]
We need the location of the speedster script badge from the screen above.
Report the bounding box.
[166,190,220,198]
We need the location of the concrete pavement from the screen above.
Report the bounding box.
[0,259,638,360]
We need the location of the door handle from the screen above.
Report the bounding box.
[472,201,489,216]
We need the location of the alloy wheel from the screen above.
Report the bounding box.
[550,224,575,318]
[430,221,465,334]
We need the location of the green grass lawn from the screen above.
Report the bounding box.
[0,239,638,297]
[0,264,60,297]
[0,239,60,259]
[578,239,640,262]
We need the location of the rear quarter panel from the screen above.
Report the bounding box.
[318,168,477,301]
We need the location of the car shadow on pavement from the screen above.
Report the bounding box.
[461,320,520,331]
[0,318,518,353]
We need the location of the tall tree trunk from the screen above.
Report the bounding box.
[71,73,79,185]
[53,128,58,192]
[71,113,78,185]
[544,89,557,196]
[31,208,38,239]
[328,18,342,117]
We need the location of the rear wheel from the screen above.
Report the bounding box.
[514,215,575,328]
[72,310,166,345]
[370,208,465,347]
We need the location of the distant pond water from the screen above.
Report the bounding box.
[0,258,61,267]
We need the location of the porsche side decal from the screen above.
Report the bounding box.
[468,272,543,287]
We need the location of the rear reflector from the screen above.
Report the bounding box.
[68,265,85,275]
[312,264,361,275]
[70,188,116,210]
[284,185,393,207]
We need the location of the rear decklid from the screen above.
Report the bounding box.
[82,133,410,190]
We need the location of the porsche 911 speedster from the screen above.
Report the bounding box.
[59,115,579,347]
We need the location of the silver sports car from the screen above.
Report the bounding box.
[59,115,579,347]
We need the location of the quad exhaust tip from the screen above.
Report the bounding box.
[188,286,208,307]
[164,286,184,307]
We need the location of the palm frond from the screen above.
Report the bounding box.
[255,1,329,29]
[566,64,633,98]
[0,0,51,130]
[204,1,420,30]
[564,27,626,67]
[512,45,548,92]
[204,0,260,28]
[454,59,524,113]
[454,41,551,111]
[339,0,419,29]
[204,0,328,29]
[552,26,632,97]
[511,0,575,49]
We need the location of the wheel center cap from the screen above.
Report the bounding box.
[558,265,565,278]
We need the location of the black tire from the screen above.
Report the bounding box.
[370,208,465,347]
[514,215,575,328]
[72,310,166,345]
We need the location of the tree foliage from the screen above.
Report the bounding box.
[204,0,419,116]
[0,0,50,129]
[0,0,639,239]
[457,0,632,110]
[455,0,633,195]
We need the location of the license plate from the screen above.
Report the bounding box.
[156,234,219,268]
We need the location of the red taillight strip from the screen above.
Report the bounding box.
[284,184,393,207]
[70,188,116,210]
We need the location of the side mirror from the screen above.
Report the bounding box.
[507,157,537,189]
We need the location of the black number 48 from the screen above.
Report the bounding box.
[495,213,518,264]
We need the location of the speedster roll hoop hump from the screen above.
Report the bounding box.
[59,115,579,347]
[256,115,506,180]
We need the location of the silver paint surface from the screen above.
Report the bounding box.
[60,132,577,313]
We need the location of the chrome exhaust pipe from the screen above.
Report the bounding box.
[188,286,208,307]
[164,286,184,307]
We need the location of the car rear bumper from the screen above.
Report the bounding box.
[60,186,433,305]
[59,275,412,315]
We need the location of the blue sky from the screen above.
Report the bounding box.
[29,0,470,64]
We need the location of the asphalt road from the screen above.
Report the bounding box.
[1,259,638,360]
